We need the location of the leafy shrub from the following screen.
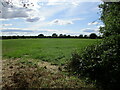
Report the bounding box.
[69,35,120,90]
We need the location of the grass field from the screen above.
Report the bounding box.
[2,38,101,65]
[2,38,101,88]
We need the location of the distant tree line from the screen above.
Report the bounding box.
[1,33,102,39]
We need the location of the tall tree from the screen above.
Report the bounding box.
[79,34,83,38]
[59,34,64,38]
[52,33,58,38]
[38,34,44,38]
[89,33,97,39]
[99,2,120,37]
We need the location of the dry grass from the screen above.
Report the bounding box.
[2,58,95,89]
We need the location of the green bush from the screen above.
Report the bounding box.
[69,35,120,90]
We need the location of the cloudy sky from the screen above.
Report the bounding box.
[0,0,104,36]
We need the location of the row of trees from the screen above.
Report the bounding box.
[39,33,100,39]
[1,33,102,39]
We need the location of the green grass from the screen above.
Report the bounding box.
[2,38,101,65]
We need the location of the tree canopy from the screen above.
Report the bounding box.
[99,2,120,37]
[89,33,97,39]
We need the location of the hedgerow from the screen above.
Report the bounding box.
[69,35,120,90]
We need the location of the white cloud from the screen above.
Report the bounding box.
[0,0,41,22]
[88,22,99,25]
[26,17,40,22]
[47,0,101,6]
[82,28,96,32]
[0,0,76,22]
[81,28,99,35]
[2,24,12,26]
[0,18,9,21]
[47,0,73,5]
[1,27,73,36]
[47,0,65,5]
[0,0,102,22]
[49,18,84,25]
[1,26,100,36]
[1,0,98,23]
[1,7,28,19]
[50,19,73,25]
[31,18,83,29]
[97,24,105,28]
[37,5,70,19]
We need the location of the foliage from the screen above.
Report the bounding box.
[69,35,120,90]
[84,35,88,38]
[2,33,101,39]
[38,34,44,37]
[89,33,98,39]
[79,34,83,38]
[52,33,58,37]
[99,2,120,37]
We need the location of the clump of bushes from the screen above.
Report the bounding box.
[69,35,120,90]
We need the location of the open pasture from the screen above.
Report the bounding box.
[2,38,100,65]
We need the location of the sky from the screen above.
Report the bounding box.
[0,0,104,36]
